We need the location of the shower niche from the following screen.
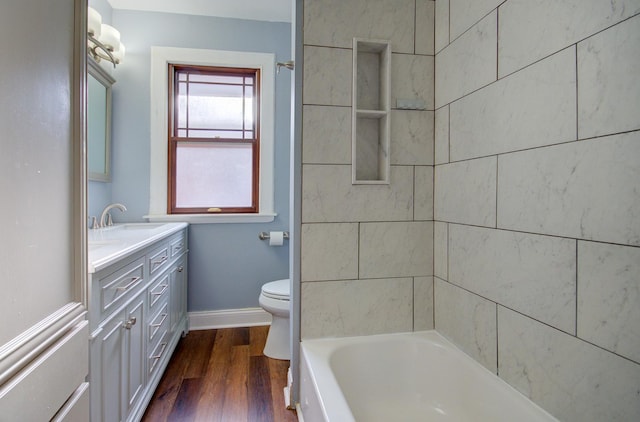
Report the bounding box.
[352,38,391,184]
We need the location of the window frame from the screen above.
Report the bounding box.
[147,47,276,224]
[168,64,261,214]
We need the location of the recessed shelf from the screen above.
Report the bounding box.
[352,38,391,185]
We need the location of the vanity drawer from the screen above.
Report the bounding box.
[148,273,170,314]
[100,258,145,314]
[148,332,169,376]
[148,244,170,277]
[148,303,169,345]
[170,234,186,258]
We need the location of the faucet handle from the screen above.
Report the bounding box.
[106,213,113,226]
[90,216,100,230]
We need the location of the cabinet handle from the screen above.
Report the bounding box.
[151,284,169,297]
[151,255,168,268]
[177,266,184,272]
[123,317,137,329]
[150,313,168,328]
[150,342,167,360]
[116,276,141,292]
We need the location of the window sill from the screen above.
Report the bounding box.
[144,213,276,224]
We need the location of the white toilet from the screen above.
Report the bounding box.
[259,278,290,360]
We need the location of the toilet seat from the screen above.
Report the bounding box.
[261,278,290,300]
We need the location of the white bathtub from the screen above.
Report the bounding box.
[299,331,557,422]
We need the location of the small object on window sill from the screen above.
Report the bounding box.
[207,207,222,212]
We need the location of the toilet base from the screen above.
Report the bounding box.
[263,314,290,360]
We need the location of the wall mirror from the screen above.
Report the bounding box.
[87,58,115,182]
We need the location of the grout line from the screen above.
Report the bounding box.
[438,221,640,250]
[575,43,579,140]
[356,222,360,280]
[446,222,449,281]
[414,0,417,55]
[412,276,415,331]
[496,7,500,80]
[495,304,499,376]
[447,0,451,45]
[495,156,499,228]
[439,127,640,166]
[575,239,579,336]
[447,104,451,162]
[432,275,436,329]
[412,165,416,221]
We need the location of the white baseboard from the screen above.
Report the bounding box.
[188,307,271,330]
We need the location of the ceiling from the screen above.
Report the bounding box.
[107,0,292,23]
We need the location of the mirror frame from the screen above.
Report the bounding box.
[87,58,115,182]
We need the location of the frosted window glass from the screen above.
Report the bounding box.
[175,143,253,208]
[188,83,244,129]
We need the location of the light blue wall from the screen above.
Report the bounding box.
[89,5,291,311]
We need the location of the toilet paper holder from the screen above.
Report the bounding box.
[258,231,289,240]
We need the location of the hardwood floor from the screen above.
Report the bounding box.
[142,326,298,422]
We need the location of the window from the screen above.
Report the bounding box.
[147,47,276,224]
[168,65,260,214]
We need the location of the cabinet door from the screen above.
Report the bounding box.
[170,255,187,334]
[99,311,125,422]
[124,296,145,417]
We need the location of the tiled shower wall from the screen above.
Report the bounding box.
[434,0,640,420]
[300,0,436,338]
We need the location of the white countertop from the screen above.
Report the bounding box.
[88,222,188,273]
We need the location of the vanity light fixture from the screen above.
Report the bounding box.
[88,7,125,67]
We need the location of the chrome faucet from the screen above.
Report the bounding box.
[99,203,127,228]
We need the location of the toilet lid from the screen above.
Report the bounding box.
[262,279,290,300]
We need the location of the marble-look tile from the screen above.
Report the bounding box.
[359,221,433,278]
[498,306,640,422]
[390,110,434,165]
[415,0,435,55]
[450,0,503,40]
[578,241,640,363]
[434,156,496,227]
[302,165,414,223]
[302,105,351,164]
[413,166,433,220]
[353,117,384,181]
[301,278,414,339]
[414,276,434,331]
[301,223,359,282]
[392,54,434,111]
[356,51,382,110]
[414,166,434,221]
[498,132,640,246]
[498,0,640,77]
[304,0,415,53]
[578,14,640,139]
[433,222,448,280]
[435,10,497,108]
[303,46,351,106]
[449,225,576,333]
[434,279,497,373]
[450,47,576,161]
[435,0,450,53]
[434,106,449,164]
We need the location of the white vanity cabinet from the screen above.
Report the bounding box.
[88,223,188,422]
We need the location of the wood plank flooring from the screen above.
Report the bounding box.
[142,326,298,422]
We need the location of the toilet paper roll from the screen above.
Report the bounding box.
[269,231,284,246]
